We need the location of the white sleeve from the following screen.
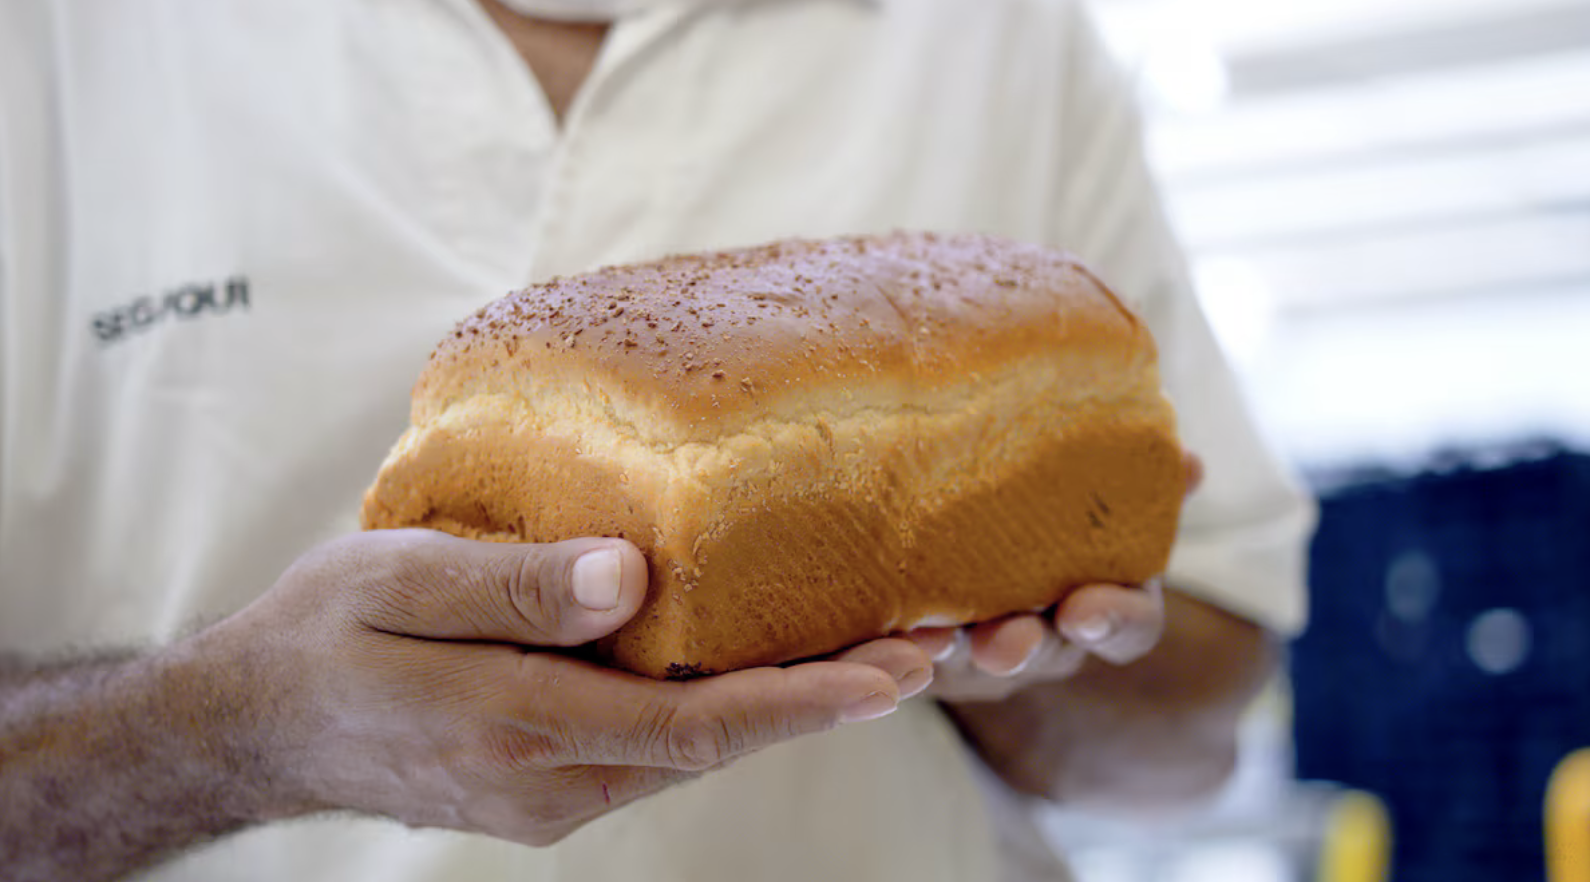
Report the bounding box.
[1046,3,1316,635]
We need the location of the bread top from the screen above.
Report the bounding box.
[416,232,1157,445]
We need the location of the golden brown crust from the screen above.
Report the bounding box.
[410,232,1153,444]
[362,232,1184,678]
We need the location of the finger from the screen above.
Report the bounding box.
[505,655,903,772]
[901,627,960,663]
[967,614,1047,676]
[627,661,905,769]
[1183,451,1205,497]
[832,637,934,699]
[352,529,649,646]
[1055,579,1166,665]
[1028,629,1090,681]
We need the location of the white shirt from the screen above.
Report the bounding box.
[0,0,1314,880]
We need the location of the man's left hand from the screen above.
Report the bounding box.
[905,451,1200,703]
[903,579,1165,703]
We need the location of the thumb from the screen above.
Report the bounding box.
[353,529,649,647]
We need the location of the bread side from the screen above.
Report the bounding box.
[363,361,1180,677]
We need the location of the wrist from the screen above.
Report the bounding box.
[0,635,311,880]
[160,627,325,824]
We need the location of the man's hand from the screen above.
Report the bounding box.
[219,529,928,842]
[932,587,1275,810]
[902,452,1277,811]
[1,530,930,882]
[904,452,1198,703]
[903,579,1165,703]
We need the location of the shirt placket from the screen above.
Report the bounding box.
[382,0,559,285]
[517,7,698,281]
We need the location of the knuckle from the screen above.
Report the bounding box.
[304,534,439,627]
[628,700,684,766]
[383,557,440,608]
[505,552,562,635]
[477,719,568,774]
[631,698,741,771]
[667,713,746,771]
[627,694,756,772]
[349,532,437,592]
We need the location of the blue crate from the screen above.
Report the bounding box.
[1293,448,1590,882]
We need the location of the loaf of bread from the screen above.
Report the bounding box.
[361,232,1185,678]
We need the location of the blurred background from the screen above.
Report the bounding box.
[1043,0,1590,879]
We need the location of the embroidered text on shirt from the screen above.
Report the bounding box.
[91,276,251,345]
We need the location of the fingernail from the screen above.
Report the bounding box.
[931,630,964,662]
[897,667,933,699]
[572,548,623,611]
[1005,640,1042,676]
[1072,616,1114,644]
[841,691,898,723]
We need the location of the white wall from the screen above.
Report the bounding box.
[1091,0,1590,470]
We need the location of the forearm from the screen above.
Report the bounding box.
[943,589,1277,810]
[0,638,294,882]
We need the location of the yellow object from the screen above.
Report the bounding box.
[1318,790,1393,882]
[1547,748,1590,882]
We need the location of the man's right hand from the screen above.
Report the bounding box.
[195,529,930,846]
